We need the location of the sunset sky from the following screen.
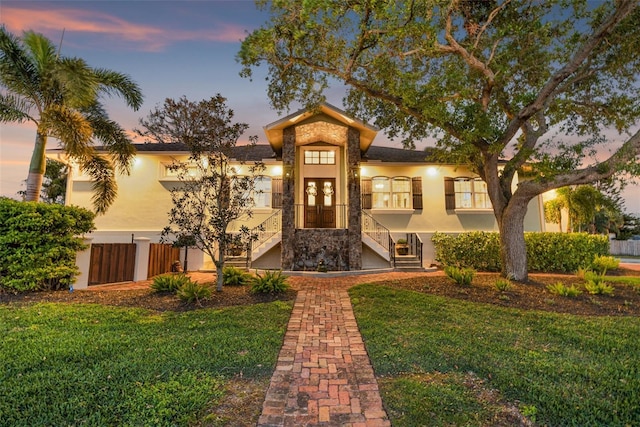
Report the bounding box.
[1,0,638,214]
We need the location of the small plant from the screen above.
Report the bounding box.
[150,273,191,292]
[396,238,408,245]
[443,266,475,286]
[585,280,615,296]
[590,255,619,276]
[494,278,512,292]
[582,270,605,285]
[547,282,582,297]
[176,280,212,305]
[251,270,289,294]
[223,266,252,286]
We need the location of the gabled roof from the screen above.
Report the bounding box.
[263,103,379,155]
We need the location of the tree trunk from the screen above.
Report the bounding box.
[216,244,224,292]
[25,132,47,201]
[498,201,530,282]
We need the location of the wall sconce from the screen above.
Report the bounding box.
[284,165,294,179]
[350,166,360,180]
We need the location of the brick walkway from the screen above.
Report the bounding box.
[257,272,428,427]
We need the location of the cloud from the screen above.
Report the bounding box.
[2,5,249,52]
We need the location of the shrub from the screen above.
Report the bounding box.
[432,232,501,272]
[176,281,212,304]
[444,266,475,286]
[223,266,252,286]
[495,278,512,292]
[547,282,582,297]
[432,232,609,273]
[526,233,609,273]
[584,281,615,296]
[150,273,192,292]
[0,198,95,292]
[590,255,619,276]
[251,270,289,294]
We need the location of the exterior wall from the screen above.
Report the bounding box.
[360,163,544,234]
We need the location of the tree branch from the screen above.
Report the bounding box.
[499,0,637,147]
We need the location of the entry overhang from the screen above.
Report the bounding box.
[264,103,379,156]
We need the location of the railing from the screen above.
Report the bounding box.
[251,209,282,251]
[294,204,348,229]
[407,232,424,266]
[362,211,394,267]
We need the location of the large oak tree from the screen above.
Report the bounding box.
[239,0,640,281]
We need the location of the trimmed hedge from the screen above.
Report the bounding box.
[0,198,95,291]
[432,231,609,273]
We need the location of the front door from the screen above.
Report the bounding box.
[304,178,336,228]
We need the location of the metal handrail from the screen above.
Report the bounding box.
[361,210,391,252]
[251,209,282,251]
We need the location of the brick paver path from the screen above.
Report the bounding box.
[257,272,427,427]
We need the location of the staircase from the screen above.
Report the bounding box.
[393,254,424,271]
[393,233,425,272]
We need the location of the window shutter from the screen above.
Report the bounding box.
[272,177,283,208]
[411,177,423,210]
[444,177,455,210]
[361,178,372,209]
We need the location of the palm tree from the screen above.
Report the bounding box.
[0,27,143,213]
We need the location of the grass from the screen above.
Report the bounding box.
[350,284,640,427]
[0,301,292,426]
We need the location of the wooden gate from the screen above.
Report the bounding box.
[89,243,136,286]
[148,243,181,278]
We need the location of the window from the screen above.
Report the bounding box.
[368,176,417,209]
[253,177,272,208]
[372,177,390,208]
[445,177,492,210]
[304,150,335,165]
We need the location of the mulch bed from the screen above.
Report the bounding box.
[1,267,639,317]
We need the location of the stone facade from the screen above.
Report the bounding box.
[346,126,362,270]
[286,229,350,271]
[281,126,296,270]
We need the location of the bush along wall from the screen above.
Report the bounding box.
[432,231,609,273]
[0,198,95,292]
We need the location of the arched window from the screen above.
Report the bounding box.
[372,177,390,208]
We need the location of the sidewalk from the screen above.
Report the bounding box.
[257,272,427,427]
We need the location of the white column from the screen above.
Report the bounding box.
[74,236,93,290]
[133,237,151,281]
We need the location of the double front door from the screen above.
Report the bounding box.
[304,178,336,228]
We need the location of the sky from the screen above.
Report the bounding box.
[1,0,639,215]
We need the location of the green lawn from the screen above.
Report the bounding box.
[350,283,640,427]
[0,301,292,426]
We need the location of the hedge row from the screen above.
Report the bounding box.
[0,198,95,292]
[432,231,609,273]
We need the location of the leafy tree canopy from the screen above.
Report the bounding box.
[239,0,640,281]
[137,95,264,291]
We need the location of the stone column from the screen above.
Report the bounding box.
[281,126,296,270]
[347,127,362,270]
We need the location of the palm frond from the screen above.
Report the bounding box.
[80,155,118,214]
[55,57,100,109]
[83,102,136,174]
[21,30,57,74]
[0,26,40,102]
[42,105,94,159]
[93,68,144,110]
[0,93,35,123]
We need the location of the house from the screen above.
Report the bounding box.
[50,103,547,287]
